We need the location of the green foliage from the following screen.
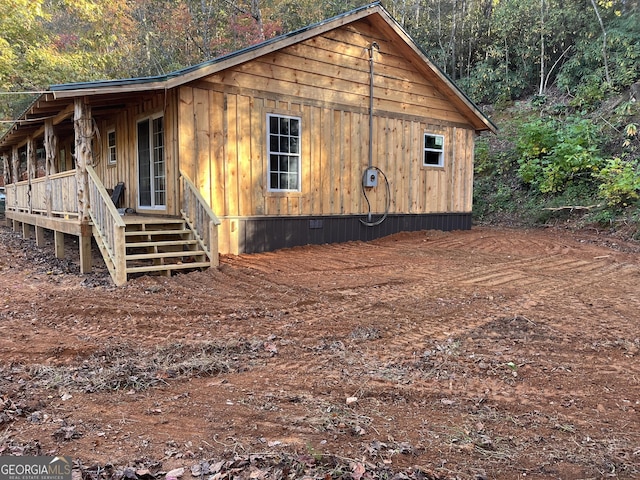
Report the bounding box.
[516,117,604,193]
[595,157,640,206]
[473,136,492,175]
[557,12,640,105]
[570,76,610,110]
[476,91,640,235]
[515,118,558,188]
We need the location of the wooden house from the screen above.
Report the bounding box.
[0,2,496,286]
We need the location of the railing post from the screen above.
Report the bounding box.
[87,165,127,285]
[179,170,221,268]
[209,220,219,267]
[113,224,127,286]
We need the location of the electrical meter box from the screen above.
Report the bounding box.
[363,167,378,187]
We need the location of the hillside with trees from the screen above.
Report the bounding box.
[1,0,639,234]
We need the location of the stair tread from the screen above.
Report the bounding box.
[126,239,198,248]
[123,218,186,225]
[125,229,191,236]
[126,261,211,274]
[127,250,207,261]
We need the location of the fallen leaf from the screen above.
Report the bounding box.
[351,462,366,480]
[166,467,185,480]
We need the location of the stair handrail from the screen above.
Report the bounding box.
[179,171,221,266]
[87,165,127,285]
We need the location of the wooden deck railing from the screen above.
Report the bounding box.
[5,171,78,217]
[87,165,127,285]
[4,183,17,211]
[6,168,216,283]
[179,171,221,266]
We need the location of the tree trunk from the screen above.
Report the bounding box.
[44,119,58,175]
[11,146,18,185]
[27,137,36,180]
[74,98,92,223]
[44,118,58,217]
[2,154,9,186]
[538,0,545,95]
[251,0,265,41]
[26,137,35,214]
[449,0,458,77]
[589,0,611,85]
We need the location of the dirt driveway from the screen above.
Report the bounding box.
[0,224,638,480]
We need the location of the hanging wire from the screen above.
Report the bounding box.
[360,41,390,228]
[360,166,391,227]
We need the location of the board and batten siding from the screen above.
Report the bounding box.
[95,91,180,216]
[177,19,476,253]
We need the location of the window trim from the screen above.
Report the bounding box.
[267,113,302,192]
[107,128,117,166]
[423,132,445,168]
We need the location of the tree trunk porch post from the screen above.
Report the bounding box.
[74,97,93,274]
[44,118,57,217]
[1,153,8,186]
[2,153,8,227]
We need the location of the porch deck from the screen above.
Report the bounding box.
[4,168,220,286]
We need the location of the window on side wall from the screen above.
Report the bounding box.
[107,129,117,165]
[267,114,301,191]
[423,133,444,167]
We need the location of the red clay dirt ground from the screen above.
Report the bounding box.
[0,223,638,480]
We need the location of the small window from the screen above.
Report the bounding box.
[267,114,301,191]
[423,133,444,167]
[107,129,117,165]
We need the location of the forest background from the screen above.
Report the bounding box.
[1,0,639,234]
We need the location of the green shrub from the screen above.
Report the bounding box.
[515,118,558,188]
[595,157,640,207]
[474,136,492,175]
[516,117,603,194]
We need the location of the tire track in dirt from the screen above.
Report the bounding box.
[3,225,640,478]
[202,231,639,388]
[15,227,638,399]
[12,264,329,356]
[225,242,393,274]
[321,249,639,369]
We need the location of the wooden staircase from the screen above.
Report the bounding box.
[87,167,220,286]
[123,217,212,278]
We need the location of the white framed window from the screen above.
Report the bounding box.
[423,133,445,167]
[267,114,301,191]
[107,129,116,165]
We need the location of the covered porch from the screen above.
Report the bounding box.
[2,97,220,286]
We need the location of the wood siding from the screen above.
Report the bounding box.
[172,19,477,253]
[94,92,180,216]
